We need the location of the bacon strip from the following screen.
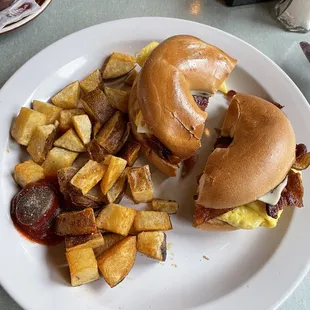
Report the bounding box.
[193,204,233,226]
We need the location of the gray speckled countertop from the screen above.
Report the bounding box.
[0,0,310,309]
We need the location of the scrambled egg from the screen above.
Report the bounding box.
[218,81,228,94]
[217,201,283,230]
[136,41,159,67]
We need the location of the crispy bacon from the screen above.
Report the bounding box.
[147,136,180,164]
[296,144,307,158]
[193,95,209,111]
[266,170,304,218]
[194,204,233,226]
[181,153,199,178]
[272,102,284,109]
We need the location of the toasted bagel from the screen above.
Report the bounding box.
[196,93,296,210]
[129,35,237,176]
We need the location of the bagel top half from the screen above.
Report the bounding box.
[132,35,237,161]
[196,93,296,210]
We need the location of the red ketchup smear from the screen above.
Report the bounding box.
[11,179,63,246]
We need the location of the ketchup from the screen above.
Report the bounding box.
[11,179,63,246]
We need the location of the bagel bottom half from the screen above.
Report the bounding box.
[128,82,179,177]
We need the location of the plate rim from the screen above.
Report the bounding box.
[0,17,309,310]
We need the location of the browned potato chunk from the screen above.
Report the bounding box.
[72,114,92,144]
[97,236,136,287]
[126,165,154,203]
[14,160,45,187]
[11,107,47,146]
[94,233,124,258]
[96,111,127,154]
[92,121,102,139]
[27,124,56,163]
[133,211,172,233]
[65,232,104,252]
[57,167,103,209]
[103,86,129,113]
[137,231,167,261]
[66,248,99,286]
[107,171,127,204]
[32,100,62,124]
[118,141,141,167]
[56,208,97,236]
[124,69,138,86]
[42,147,78,177]
[87,139,108,163]
[54,129,86,152]
[96,203,136,236]
[51,81,81,108]
[70,160,106,195]
[102,52,136,79]
[100,156,127,195]
[59,108,85,132]
[151,199,179,214]
[81,88,115,124]
[80,69,102,94]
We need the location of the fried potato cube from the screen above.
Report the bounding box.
[124,69,138,86]
[51,81,81,108]
[42,147,78,177]
[27,124,56,163]
[87,139,108,163]
[94,233,124,258]
[100,156,127,195]
[81,88,116,125]
[59,108,85,132]
[136,41,159,67]
[107,171,127,204]
[32,100,62,124]
[102,52,136,79]
[96,203,136,236]
[54,128,86,152]
[151,199,179,214]
[11,107,47,146]
[70,160,106,195]
[57,166,103,209]
[96,111,127,154]
[66,248,99,286]
[14,160,45,187]
[97,236,136,287]
[126,165,154,203]
[118,141,141,167]
[56,208,97,236]
[65,232,104,252]
[72,114,92,144]
[133,211,172,233]
[137,231,167,261]
[92,121,102,138]
[80,69,102,94]
[103,86,129,113]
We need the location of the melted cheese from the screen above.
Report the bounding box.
[217,201,282,230]
[258,177,288,205]
[135,110,152,135]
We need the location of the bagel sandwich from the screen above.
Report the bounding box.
[128,35,237,177]
[193,92,310,231]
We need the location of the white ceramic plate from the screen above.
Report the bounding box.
[0,0,52,35]
[0,17,309,310]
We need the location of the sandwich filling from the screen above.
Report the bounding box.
[194,143,307,230]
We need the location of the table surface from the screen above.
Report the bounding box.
[0,0,310,309]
